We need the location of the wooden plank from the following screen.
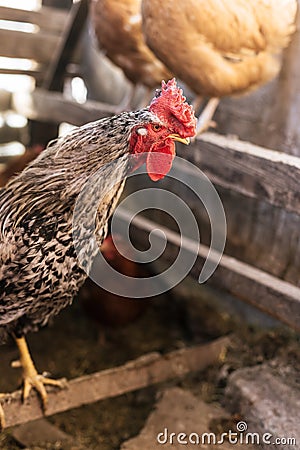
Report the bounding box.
[0,29,59,63]
[0,89,11,111]
[0,67,43,81]
[0,6,67,34]
[13,89,117,125]
[1,338,229,428]
[179,132,300,216]
[121,211,300,332]
[0,124,25,145]
[0,66,81,88]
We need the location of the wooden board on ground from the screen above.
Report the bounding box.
[1,338,229,428]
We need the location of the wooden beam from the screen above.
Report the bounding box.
[120,210,300,332]
[13,89,117,125]
[179,132,300,216]
[192,252,300,332]
[1,338,229,428]
[0,6,67,34]
[0,29,59,63]
[0,67,42,81]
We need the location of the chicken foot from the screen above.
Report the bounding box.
[12,336,66,411]
[196,97,219,135]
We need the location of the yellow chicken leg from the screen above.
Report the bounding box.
[12,336,66,410]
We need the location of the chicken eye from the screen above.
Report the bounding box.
[152,124,162,132]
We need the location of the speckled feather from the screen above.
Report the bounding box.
[0,108,162,343]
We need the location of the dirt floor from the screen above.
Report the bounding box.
[0,277,299,450]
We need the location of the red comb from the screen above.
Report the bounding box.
[149,79,196,138]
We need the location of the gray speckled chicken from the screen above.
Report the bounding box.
[0,79,196,428]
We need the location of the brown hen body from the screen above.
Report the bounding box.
[142,0,297,97]
[91,0,172,88]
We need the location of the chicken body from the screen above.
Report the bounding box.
[142,0,297,97]
[0,79,196,427]
[0,111,154,342]
[91,0,172,98]
[0,79,196,340]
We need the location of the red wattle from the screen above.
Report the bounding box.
[146,140,175,181]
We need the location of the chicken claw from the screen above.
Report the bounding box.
[12,336,67,411]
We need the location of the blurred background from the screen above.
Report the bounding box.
[0,1,299,449]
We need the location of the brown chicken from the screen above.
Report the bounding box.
[142,0,297,132]
[79,234,149,342]
[91,0,173,108]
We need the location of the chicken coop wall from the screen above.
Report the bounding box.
[153,5,300,290]
[123,3,300,327]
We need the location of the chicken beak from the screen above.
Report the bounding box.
[168,134,190,145]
